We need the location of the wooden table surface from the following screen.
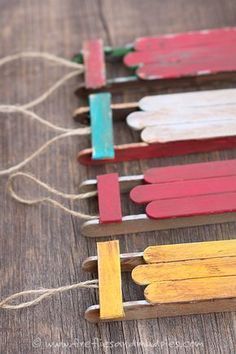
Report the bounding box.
[1,0,236,353]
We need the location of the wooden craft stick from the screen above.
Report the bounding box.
[144,276,236,304]
[132,257,236,285]
[97,241,124,319]
[85,298,236,323]
[134,28,236,51]
[83,39,106,89]
[130,175,236,204]
[81,212,236,237]
[144,239,236,264]
[78,137,236,165]
[127,107,236,131]
[141,120,236,144]
[138,88,236,112]
[144,159,236,184]
[90,93,114,159]
[97,173,122,223]
[146,192,236,219]
[124,28,236,80]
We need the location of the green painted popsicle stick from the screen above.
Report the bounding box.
[89,93,115,160]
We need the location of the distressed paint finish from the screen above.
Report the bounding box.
[97,173,122,224]
[132,257,236,285]
[89,93,114,159]
[97,241,124,319]
[124,27,236,80]
[144,239,236,264]
[144,276,236,304]
[83,39,106,88]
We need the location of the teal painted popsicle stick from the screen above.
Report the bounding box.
[89,93,115,160]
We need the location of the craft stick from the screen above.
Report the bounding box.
[85,298,236,322]
[82,252,144,273]
[127,107,236,131]
[78,137,236,165]
[130,175,236,204]
[141,120,236,144]
[97,173,122,223]
[144,239,236,264]
[144,159,236,184]
[97,241,124,319]
[79,174,143,193]
[83,39,106,89]
[82,240,236,272]
[81,212,236,237]
[146,192,236,220]
[124,28,236,80]
[132,257,236,285]
[134,28,236,51]
[74,101,138,124]
[144,276,236,304]
[138,88,236,112]
[90,93,114,159]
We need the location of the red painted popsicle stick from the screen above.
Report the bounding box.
[146,192,236,220]
[124,27,236,80]
[83,39,106,89]
[78,137,236,165]
[134,28,236,51]
[144,159,236,184]
[97,173,122,224]
[130,175,236,204]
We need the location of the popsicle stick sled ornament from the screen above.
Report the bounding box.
[84,240,236,322]
[76,88,236,165]
[79,159,236,237]
[74,27,236,97]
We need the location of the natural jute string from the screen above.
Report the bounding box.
[7,172,98,219]
[0,52,90,176]
[0,279,99,309]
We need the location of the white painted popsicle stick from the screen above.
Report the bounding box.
[127,106,236,130]
[139,88,236,112]
[141,120,236,143]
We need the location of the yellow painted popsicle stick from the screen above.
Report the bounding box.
[144,239,236,264]
[144,275,236,304]
[97,240,124,319]
[132,256,236,285]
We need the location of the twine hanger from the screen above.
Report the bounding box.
[0,279,99,310]
[0,52,91,176]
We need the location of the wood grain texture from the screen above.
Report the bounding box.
[97,241,124,319]
[1,0,236,353]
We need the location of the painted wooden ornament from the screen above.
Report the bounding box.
[83,239,236,322]
[74,28,236,96]
[79,159,236,237]
[75,88,236,165]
